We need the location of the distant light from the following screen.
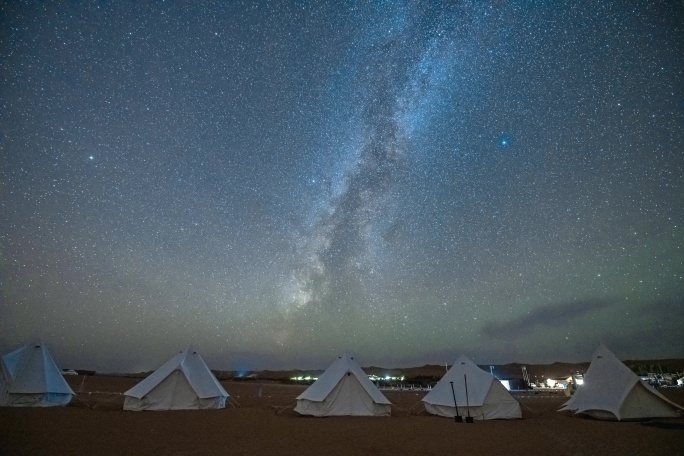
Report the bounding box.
[575,378,584,385]
[369,374,404,382]
[290,376,318,382]
[89,156,94,160]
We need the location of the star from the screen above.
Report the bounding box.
[0,0,681,371]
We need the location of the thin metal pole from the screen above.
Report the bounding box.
[449,381,462,422]
[464,373,473,423]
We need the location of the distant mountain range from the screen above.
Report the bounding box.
[215,358,684,382]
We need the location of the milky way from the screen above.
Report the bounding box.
[1,1,683,372]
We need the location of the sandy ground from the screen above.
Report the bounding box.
[1,376,683,456]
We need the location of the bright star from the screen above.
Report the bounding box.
[498,134,512,148]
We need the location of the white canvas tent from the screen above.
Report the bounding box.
[295,354,391,417]
[422,355,521,420]
[124,347,228,411]
[559,345,684,420]
[0,340,75,407]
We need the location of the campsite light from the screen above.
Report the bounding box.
[575,378,584,385]
[370,374,404,382]
[546,378,556,388]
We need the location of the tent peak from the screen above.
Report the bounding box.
[295,354,391,416]
[123,348,227,411]
[559,344,683,420]
[1,340,74,407]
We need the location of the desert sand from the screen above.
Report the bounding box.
[1,375,683,455]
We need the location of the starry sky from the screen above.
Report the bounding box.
[1,0,683,373]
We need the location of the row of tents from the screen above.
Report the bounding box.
[1,341,682,420]
[293,353,524,419]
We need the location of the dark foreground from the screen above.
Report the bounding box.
[1,376,683,455]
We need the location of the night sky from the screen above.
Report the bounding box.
[2,1,683,373]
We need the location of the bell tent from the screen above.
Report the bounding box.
[422,355,521,420]
[295,354,391,416]
[0,340,75,407]
[124,347,228,411]
[559,345,684,420]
